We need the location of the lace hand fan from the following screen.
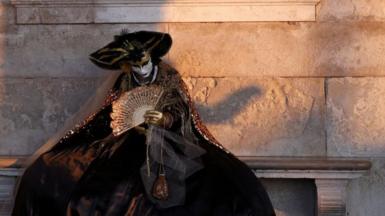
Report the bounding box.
[110,85,164,136]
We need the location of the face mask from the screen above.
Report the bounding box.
[131,59,153,78]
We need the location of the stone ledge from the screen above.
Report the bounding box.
[0,156,372,174]
[242,156,371,180]
[0,158,23,169]
[11,0,320,24]
[241,156,372,171]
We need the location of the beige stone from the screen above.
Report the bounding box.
[169,23,316,77]
[318,0,385,21]
[0,24,166,78]
[183,77,325,156]
[313,22,385,77]
[327,78,385,157]
[170,22,385,77]
[1,22,385,78]
[11,0,319,24]
[0,76,324,156]
[0,77,100,155]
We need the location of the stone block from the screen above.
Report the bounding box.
[1,22,385,78]
[318,0,385,21]
[11,0,319,24]
[16,7,94,24]
[169,22,385,77]
[346,158,385,216]
[313,22,385,77]
[0,77,101,155]
[183,77,325,156]
[169,22,316,77]
[0,24,166,78]
[0,76,325,156]
[327,78,385,157]
[0,2,15,28]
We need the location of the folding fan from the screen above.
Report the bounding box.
[110,85,164,136]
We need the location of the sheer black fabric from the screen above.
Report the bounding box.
[140,125,206,208]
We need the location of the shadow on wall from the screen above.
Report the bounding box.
[195,86,261,124]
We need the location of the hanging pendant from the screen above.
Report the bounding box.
[151,125,168,200]
[152,173,169,200]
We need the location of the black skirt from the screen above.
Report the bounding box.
[12,127,275,216]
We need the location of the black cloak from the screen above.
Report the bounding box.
[12,31,275,216]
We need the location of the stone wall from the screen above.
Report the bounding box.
[0,0,384,215]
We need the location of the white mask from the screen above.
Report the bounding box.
[131,59,153,78]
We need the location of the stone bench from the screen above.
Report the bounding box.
[0,156,371,216]
[241,156,371,216]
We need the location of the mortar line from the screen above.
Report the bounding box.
[324,78,328,156]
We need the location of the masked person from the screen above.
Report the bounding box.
[12,31,275,216]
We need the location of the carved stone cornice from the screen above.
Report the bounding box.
[315,179,348,216]
[11,0,321,24]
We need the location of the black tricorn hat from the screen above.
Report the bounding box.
[89,31,172,70]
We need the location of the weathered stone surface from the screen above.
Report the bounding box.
[183,77,325,156]
[17,7,94,24]
[1,22,385,78]
[12,0,319,24]
[169,22,385,77]
[169,23,316,77]
[327,78,385,157]
[0,2,15,28]
[318,0,385,21]
[346,158,385,216]
[261,179,316,216]
[0,2,15,75]
[0,24,166,78]
[0,76,325,156]
[313,22,385,77]
[0,77,102,155]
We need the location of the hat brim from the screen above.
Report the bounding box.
[89,31,172,70]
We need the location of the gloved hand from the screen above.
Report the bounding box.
[144,110,163,125]
[143,110,173,128]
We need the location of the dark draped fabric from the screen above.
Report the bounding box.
[12,62,275,216]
